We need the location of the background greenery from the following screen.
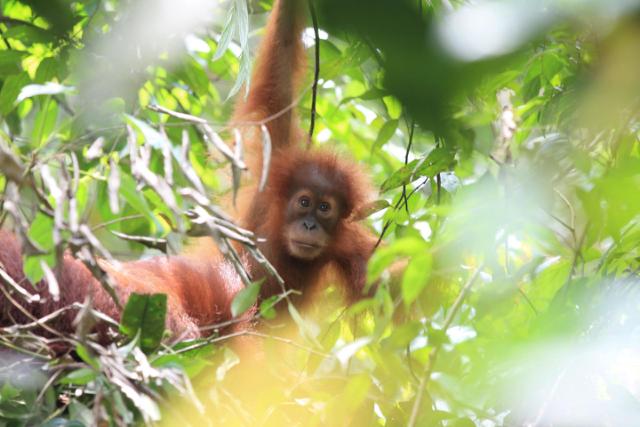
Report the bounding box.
[1,0,640,425]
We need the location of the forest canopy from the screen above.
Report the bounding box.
[1,0,640,425]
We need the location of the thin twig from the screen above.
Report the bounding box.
[307,0,321,146]
[36,370,63,403]
[0,265,40,302]
[0,337,51,359]
[408,264,484,427]
[0,27,12,50]
[173,329,329,357]
[148,104,246,171]
[528,368,567,427]
[400,118,416,213]
[150,82,312,131]
[91,214,145,231]
[0,282,65,338]
[560,222,589,299]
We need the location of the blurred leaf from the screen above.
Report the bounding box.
[449,417,476,427]
[34,57,60,83]
[32,97,59,145]
[402,252,432,306]
[383,96,402,119]
[177,58,210,98]
[0,72,30,115]
[373,119,398,150]
[0,51,26,75]
[119,172,159,227]
[4,25,55,45]
[382,321,423,349]
[368,237,428,282]
[24,0,77,38]
[74,344,99,370]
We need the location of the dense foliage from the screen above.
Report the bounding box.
[1,0,640,425]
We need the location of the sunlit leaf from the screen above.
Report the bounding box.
[17,83,73,102]
[4,25,55,45]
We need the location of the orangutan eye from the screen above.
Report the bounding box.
[299,197,311,208]
[318,202,331,212]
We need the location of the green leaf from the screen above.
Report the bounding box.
[0,72,30,115]
[382,321,423,349]
[428,326,448,347]
[34,57,60,83]
[27,213,55,251]
[380,147,454,192]
[181,58,210,97]
[331,374,372,416]
[23,254,55,284]
[68,401,94,426]
[120,293,167,353]
[380,159,419,193]
[401,252,432,306]
[383,95,402,119]
[373,119,398,150]
[119,172,160,228]
[0,382,20,400]
[259,295,278,320]
[59,368,97,385]
[75,344,99,370]
[414,147,455,177]
[231,281,261,317]
[4,25,55,45]
[542,52,565,82]
[32,97,59,145]
[0,51,26,76]
[368,237,428,283]
[339,87,388,105]
[23,213,55,283]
